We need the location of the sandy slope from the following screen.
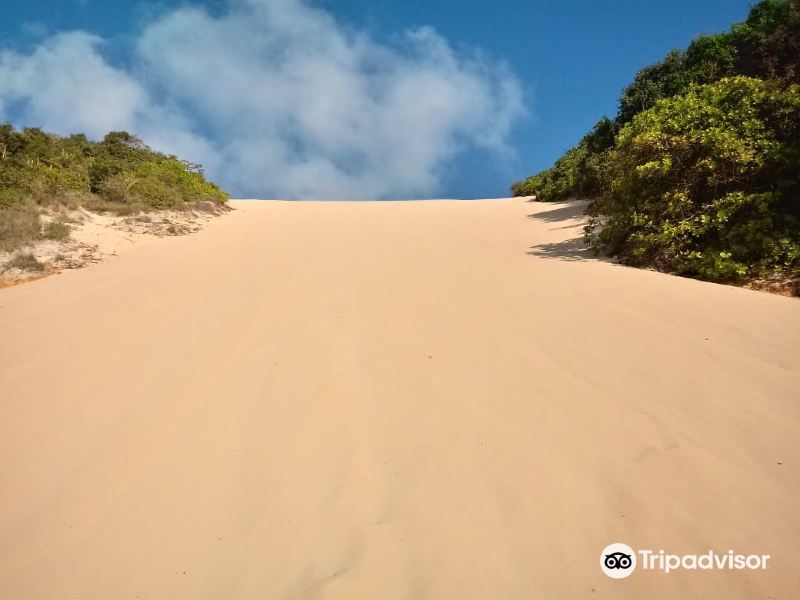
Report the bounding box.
[0,197,798,599]
[1,207,224,287]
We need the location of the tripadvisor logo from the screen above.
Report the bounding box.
[601,543,636,579]
[600,543,770,579]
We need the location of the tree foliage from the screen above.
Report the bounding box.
[0,126,228,213]
[587,77,800,281]
[511,117,616,201]
[617,0,799,124]
[512,0,800,288]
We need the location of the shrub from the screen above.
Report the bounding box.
[0,188,26,209]
[586,77,800,282]
[513,1,800,291]
[42,220,71,242]
[0,203,41,251]
[732,0,800,82]
[97,172,140,205]
[126,158,227,209]
[0,124,229,225]
[5,252,44,272]
[617,0,798,125]
[0,125,227,211]
[617,50,694,124]
[516,0,799,204]
[512,118,615,201]
[511,145,586,201]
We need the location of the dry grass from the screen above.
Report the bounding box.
[0,203,74,251]
[5,252,45,272]
[82,196,146,216]
[42,220,71,242]
[180,199,231,214]
[0,204,41,252]
[35,190,85,211]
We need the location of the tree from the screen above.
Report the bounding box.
[587,77,800,282]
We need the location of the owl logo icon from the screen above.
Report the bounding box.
[604,551,632,569]
[600,543,637,578]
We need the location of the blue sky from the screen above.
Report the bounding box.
[1,0,755,199]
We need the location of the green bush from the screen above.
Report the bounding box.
[0,124,229,247]
[42,220,71,242]
[512,145,586,201]
[618,50,696,124]
[513,0,800,291]
[0,125,229,259]
[586,77,800,282]
[617,0,798,124]
[96,172,140,205]
[512,118,615,201]
[515,0,799,203]
[732,0,800,82]
[0,126,228,213]
[124,158,227,209]
[0,188,26,209]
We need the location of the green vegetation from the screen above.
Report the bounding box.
[511,117,616,201]
[513,0,800,290]
[42,219,72,242]
[591,77,800,281]
[0,126,228,251]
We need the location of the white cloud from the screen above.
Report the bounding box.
[0,0,525,199]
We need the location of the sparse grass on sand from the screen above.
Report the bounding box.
[0,201,231,284]
[42,220,71,242]
[0,204,42,252]
[4,252,44,272]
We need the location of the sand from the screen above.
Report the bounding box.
[0,197,798,599]
[0,206,226,287]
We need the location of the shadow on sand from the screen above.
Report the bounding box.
[528,236,594,261]
[526,200,606,263]
[526,202,588,223]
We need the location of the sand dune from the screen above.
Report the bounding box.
[1,197,798,599]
